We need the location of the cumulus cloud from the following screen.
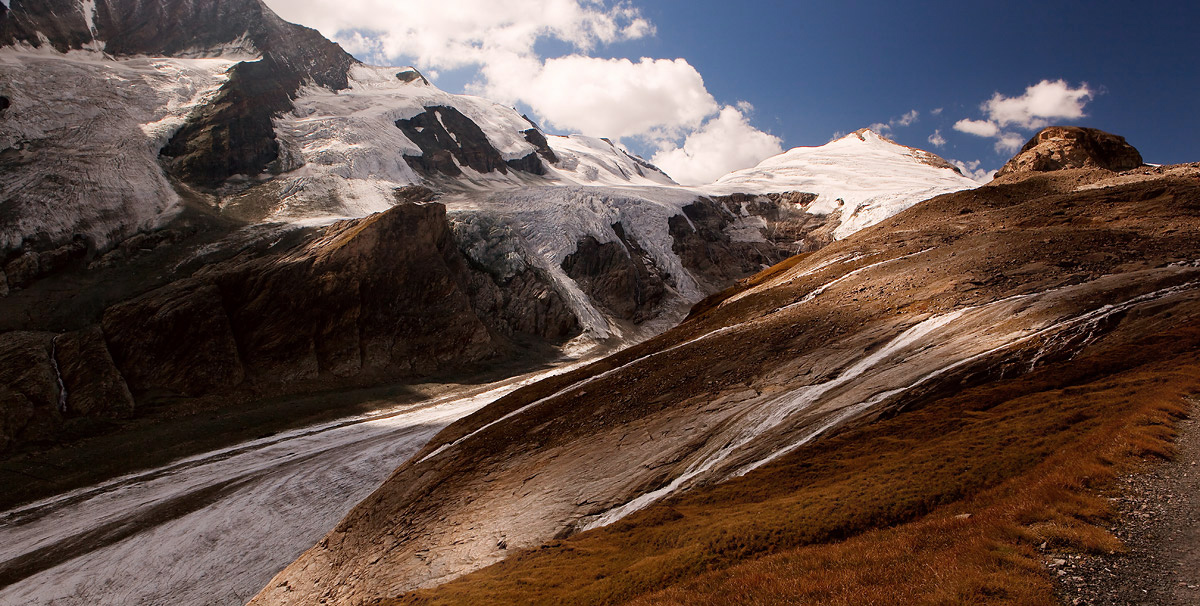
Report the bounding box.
[950,159,997,183]
[263,0,653,70]
[870,109,919,133]
[984,79,1092,129]
[652,105,784,185]
[949,79,1093,155]
[262,0,780,177]
[994,132,1027,154]
[930,107,943,116]
[953,118,1000,138]
[481,55,718,139]
[927,130,946,148]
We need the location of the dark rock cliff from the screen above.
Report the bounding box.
[562,223,669,324]
[0,202,579,452]
[396,106,547,178]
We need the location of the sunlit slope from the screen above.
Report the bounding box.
[253,163,1200,604]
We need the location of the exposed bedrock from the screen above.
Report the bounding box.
[522,128,559,164]
[997,126,1144,178]
[0,202,579,452]
[668,193,828,292]
[3,0,358,189]
[0,327,134,451]
[249,167,1200,606]
[562,224,669,324]
[0,332,59,453]
[397,106,546,178]
[102,201,576,398]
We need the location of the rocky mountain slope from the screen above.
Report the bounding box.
[0,0,980,456]
[250,130,1200,605]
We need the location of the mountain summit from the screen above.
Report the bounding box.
[996,126,1144,178]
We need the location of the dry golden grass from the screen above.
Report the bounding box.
[387,327,1200,606]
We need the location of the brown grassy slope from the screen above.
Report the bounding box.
[384,169,1200,606]
[253,166,1200,605]
[390,324,1200,606]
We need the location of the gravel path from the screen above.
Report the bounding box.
[1054,399,1200,605]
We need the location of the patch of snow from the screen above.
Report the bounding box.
[703,129,979,239]
[0,49,241,252]
[582,307,969,530]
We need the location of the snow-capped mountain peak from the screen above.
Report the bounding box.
[705,126,979,238]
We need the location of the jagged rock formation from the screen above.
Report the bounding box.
[562,224,669,324]
[669,193,828,293]
[396,106,543,178]
[996,126,1144,178]
[251,153,1200,606]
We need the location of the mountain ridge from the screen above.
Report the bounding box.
[250,144,1200,606]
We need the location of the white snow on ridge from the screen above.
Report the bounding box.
[264,65,678,225]
[703,129,980,238]
[543,134,677,188]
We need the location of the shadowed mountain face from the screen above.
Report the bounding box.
[251,149,1200,605]
[0,0,970,491]
[0,201,581,452]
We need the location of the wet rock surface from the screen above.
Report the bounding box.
[0,332,58,452]
[1054,400,1200,605]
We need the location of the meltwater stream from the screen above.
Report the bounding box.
[0,366,571,606]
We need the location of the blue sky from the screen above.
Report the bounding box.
[265,0,1200,183]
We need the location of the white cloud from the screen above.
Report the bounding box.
[994,132,1027,154]
[930,107,943,116]
[954,118,1000,138]
[481,55,718,139]
[950,159,997,183]
[263,0,653,70]
[870,109,919,133]
[984,79,1092,129]
[927,130,946,148]
[651,105,783,185]
[263,0,780,174]
[947,79,1094,155]
[263,0,723,141]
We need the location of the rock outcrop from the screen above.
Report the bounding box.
[562,224,670,324]
[669,193,828,292]
[0,332,59,452]
[996,126,1144,178]
[0,201,580,452]
[101,201,577,400]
